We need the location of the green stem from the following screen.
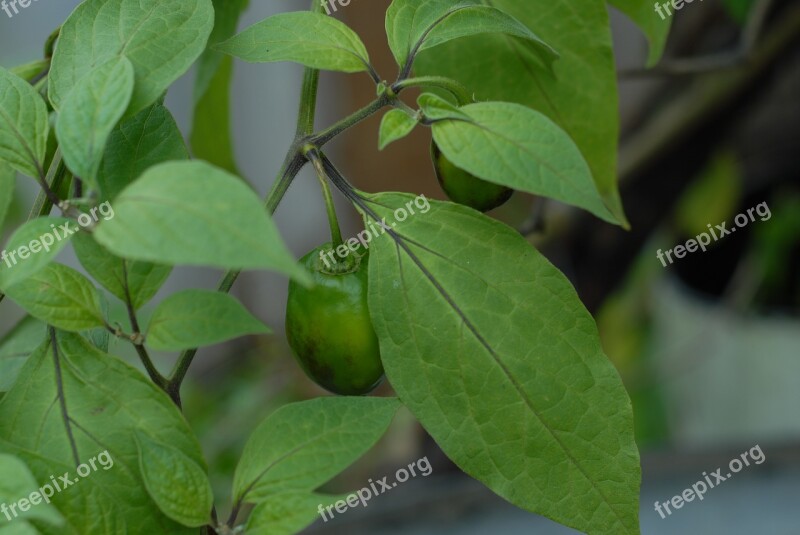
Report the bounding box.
[392,98,417,116]
[28,148,67,219]
[311,95,391,146]
[307,149,344,248]
[296,68,320,137]
[392,76,472,106]
[122,263,170,395]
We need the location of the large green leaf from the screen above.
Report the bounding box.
[0,519,39,534]
[0,317,45,393]
[56,57,134,186]
[48,0,214,115]
[96,103,188,203]
[608,0,671,67]
[135,432,213,528]
[2,264,105,332]
[233,397,400,505]
[0,454,63,528]
[216,12,371,73]
[386,0,556,71]
[362,193,640,534]
[93,161,310,284]
[425,100,617,224]
[415,0,628,225]
[145,289,269,351]
[195,0,249,99]
[245,492,346,535]
[0,331,205,534]
[0,217,73,290]
[72,233,171,311]
[191,56,240,174]
[191,0,249,174]
[0,67,49,178]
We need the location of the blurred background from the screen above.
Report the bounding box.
[1,0,798,533]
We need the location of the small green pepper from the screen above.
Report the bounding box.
[431,142,513,212]
[285,244,384,395]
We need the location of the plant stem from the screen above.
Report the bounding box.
[296,69,320,137]
[311,95,391,147]
[392,76,472,105]
[28,149,68,219]
[307,149,344,248]
[121,263,171,399]
[35,160,63,210]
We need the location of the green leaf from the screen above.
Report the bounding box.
[93,161,310,284]
[417,92,468,120]
[0,163,14,230]
[0,217,74,290]
[0,317,45,360]
[608,0,671,67]
[362,193,640,534]
[0,317,46,392]
[135,432,213,527]
[426,101,616,224]
[246,492,345,535]
[0,454,64,527]
[379,109,419,150]
[72,232,171,311]
[0,331,204,534]
[216,12,371,73]
[0,359,26,393]
[48,0,214,115]
[233,397,400,504]
[195,0,250,99]
[386,0,556,71]
[0,520,39,535]
[56,57,135,186]
[96,103,189,203]
[191,56,240,174]
[191,0,249,174]
[415,0,628,225]
[0,66,49,178]
[145,289,269,351]
[2,263,105,332]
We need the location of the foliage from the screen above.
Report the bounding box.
[0,0,671,533]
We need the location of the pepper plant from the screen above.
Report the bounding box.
[0,0,671,533]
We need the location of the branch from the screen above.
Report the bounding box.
[121,262,171,399]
